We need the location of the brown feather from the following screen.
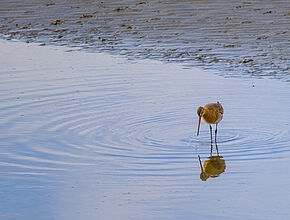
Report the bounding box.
[202,102,223,124]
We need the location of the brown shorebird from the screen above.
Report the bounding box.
[196,102,224,143]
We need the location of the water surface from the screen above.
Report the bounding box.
[0,40,290,219]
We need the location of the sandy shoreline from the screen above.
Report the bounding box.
[0,39,290,219]
[0,0,289,80]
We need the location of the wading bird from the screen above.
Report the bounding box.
[196,102,224,143]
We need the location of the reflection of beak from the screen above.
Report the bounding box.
[198,155,203,172]
[197,116,201,136]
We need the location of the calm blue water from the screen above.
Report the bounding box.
[0,40,289,219]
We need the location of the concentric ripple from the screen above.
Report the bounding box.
[0,40,290,187]
[191,129,290,160]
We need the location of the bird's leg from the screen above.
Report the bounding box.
[209,125,213,144]
[215,124,218,143]
[215,142,219,156]
[210,142,213,156]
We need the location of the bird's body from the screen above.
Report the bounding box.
[198,155,226,181]
[197,102,224,142]
[201,102,224,124]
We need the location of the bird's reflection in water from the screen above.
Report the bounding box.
[198,143,226,181]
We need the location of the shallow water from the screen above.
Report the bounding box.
[0,0,289,80]
[0,40,290,219]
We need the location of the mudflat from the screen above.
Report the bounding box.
[0,0,289,79]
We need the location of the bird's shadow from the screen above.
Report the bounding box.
[198,142,226,181]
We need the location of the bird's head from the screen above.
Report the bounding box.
[197,106,204,117]
[196,106,204,136]
[198,155,209,181]
[200,172,209,181]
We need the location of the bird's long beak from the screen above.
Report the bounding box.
[197,116,201,136]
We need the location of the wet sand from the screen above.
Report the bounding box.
[0,0,289,80]
[0,39,290,219]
